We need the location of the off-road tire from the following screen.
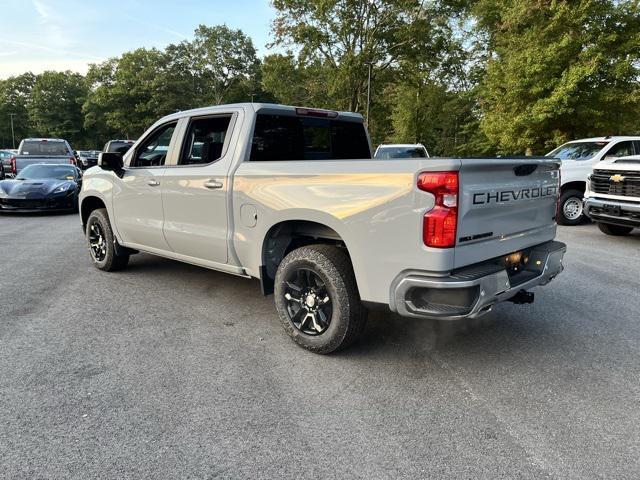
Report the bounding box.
[274,244,367,354]
[86,208,129,271]
[597,222,633,236]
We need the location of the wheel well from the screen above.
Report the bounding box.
[260,220,348,295]
[561,181,586,195]
[81,196,106,231]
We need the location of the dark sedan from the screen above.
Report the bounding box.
[0,164,82,212]
[77,150,101,169]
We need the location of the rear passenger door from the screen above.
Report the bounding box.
[161,112,238,264]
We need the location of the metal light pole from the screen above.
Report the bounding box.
[366,62,372,127]
[9,113,16,149]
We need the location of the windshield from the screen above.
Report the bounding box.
[547,142,609,160]
[16,165,77,180]
[375,147,427,159]
[19,141,69,156]
[106,142,133,154]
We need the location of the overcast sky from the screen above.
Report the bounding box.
[0,0,276,78]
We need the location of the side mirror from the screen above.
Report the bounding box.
[98,152,124,173]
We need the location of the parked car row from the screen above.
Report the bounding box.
[0,138,136,178]
[3,130,638,241]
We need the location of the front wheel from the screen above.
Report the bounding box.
[557,189,585,226]
[274,244,367,354]
[86,208,129,271]
[597,222,633,236]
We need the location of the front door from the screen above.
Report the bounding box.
[161,114,236,264]
[112,121,178,251]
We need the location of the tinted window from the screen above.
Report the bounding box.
[375,147,427,159]
[605,141,635,158]
[547,141,608,160]
[19,141,69,156]
[106,141,134,154]
[17,164,77,180]
[180,116,231,165]
[250,114,370,161]
[131,123,176,167]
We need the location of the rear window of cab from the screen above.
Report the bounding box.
[250,114,371,161]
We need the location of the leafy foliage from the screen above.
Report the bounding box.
[0,3,639,154]
[27,71,88,146]
[476,0,640,154]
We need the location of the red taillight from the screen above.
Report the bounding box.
[418,171,459,248]
[10,156,16,174]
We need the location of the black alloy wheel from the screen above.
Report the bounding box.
[85,208,129,271]
[283,268,333,336]
[274,244,367,354]
[88,220,107,262]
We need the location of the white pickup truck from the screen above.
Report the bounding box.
[585,155,640,236]
[79,103,566,353]
[547,136,640,225]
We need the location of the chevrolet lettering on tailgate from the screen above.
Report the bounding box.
[473,185,558,205]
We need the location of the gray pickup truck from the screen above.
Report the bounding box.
[79,103,566,353]
[11,138,76,175]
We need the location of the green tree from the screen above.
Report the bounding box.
[84,48,166,139]
[475,0,640,154]
[388,81,484,156]
[261,53,332,107]
[27,71,88,147]
[0,73,36,148]
[271,0,454,113]
[164,24,261,106]
[82,58,124,148]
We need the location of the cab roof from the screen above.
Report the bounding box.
[567,136,640,143]
[159,103,364,124]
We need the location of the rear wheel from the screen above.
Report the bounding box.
[274,244,367,354]
[557,189,585,226]
[86,208,129,271]
[597,222,633,236]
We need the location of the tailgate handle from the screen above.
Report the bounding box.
[514,164,538,176]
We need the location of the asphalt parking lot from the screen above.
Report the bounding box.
[1,213,639,479]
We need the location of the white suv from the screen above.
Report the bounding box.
[547,136,640,225]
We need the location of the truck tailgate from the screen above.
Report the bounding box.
[455,157,560,268]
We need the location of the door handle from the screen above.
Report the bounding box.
[204,179,223,190]
[147,179,160,187]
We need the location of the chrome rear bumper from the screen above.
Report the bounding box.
[391,241,566,320]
